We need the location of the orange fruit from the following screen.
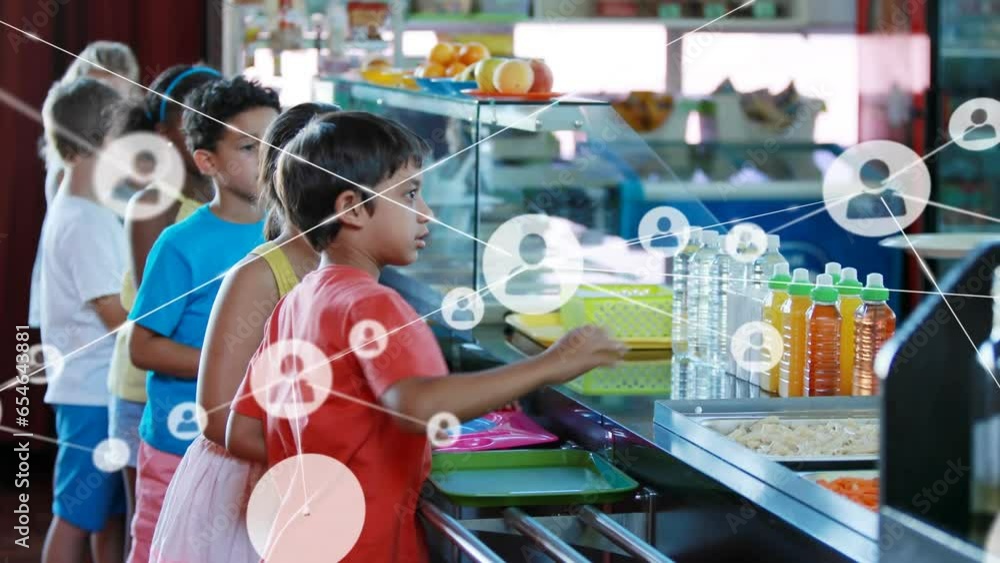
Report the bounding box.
[445,62,468,77]
[493,59,534,95]
[458,42,490,66]
[415,62,446,78]
[428,43,458,66]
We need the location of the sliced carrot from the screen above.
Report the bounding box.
[816,477,879,510]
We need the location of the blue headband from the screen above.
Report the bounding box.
[147,67,222,123]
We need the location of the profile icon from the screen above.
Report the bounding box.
[269,354,315,410]
[965,109,997,142]
[653,217,679,249]
[176,410,199,433]
[167,402,205,440]
[94,132,186,220]
[93,438,131,473]
[638,206,690,258]
[949,97,1000,152]
[483,214,584,315]
[505,234,557,296]
[845,159,907,220]
[731,322,782,374]
[442,287,484,331]
[452,298,475,322]
[349,320,388,360]
[822,140,931,238]
[248,339,332,420]
[724,223,767,263]
[742,331,771,365]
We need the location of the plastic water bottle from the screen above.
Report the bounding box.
[709,237,734,373]
[691,230,720,364]
[752,234,788,284]
[806,274,841,396]
[727,232,751,379]
[670,228,702,358]
[736,234,786,383]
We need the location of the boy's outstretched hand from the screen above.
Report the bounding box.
[382,325,627,430]
[542,325,628,384]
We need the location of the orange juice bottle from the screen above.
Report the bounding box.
[806,274,841,396]
[836,267,863,395]
[761,263,791,393]
[778,268,811,397]
[853,273,896,396]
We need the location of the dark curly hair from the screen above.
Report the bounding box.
[259,102,340,240]
[276,111,430,251]
[109,64,221,137]
[182,76,280,153]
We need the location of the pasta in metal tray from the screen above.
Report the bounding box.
[724,416,879,457]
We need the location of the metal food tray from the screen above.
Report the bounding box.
[661,397,880,468]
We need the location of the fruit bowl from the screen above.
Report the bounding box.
[414,77,443,93]
[416,78,478,96]
[432,79,477,96]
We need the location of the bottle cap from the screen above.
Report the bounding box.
[788,267,812,296]
[837,267,863,296]
[862,273,890,301]
[768,262,792,291]
[824,262,842,283]
[811,273,839,303]
[767,234,780,251]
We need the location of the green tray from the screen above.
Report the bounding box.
[430,449,639,507]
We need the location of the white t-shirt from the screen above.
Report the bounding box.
[40,193,127,406]
[27,159,63,328]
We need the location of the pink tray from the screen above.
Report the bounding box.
[434,410,559,453]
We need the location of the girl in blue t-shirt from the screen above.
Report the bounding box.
[125,77,280,563]
[149,102,339,563]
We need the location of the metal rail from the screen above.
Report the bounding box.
[503,507,590,563]
[419,501,505,563]
[578,506,673,562]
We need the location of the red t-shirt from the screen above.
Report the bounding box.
[233,265,447,562]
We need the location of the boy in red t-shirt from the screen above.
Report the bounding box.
[230,112,626,562]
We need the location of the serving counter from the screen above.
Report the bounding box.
[430,327,880,562]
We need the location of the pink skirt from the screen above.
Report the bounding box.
[149,435,265,563]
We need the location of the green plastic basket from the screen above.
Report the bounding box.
[565,360,672,395]
[560,284,673,339]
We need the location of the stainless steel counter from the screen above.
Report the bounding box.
[471,325,882,562]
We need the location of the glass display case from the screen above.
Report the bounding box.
[316,77,884,310]
[317,76,724,323]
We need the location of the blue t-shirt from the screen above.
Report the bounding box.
[130,205,265,455]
